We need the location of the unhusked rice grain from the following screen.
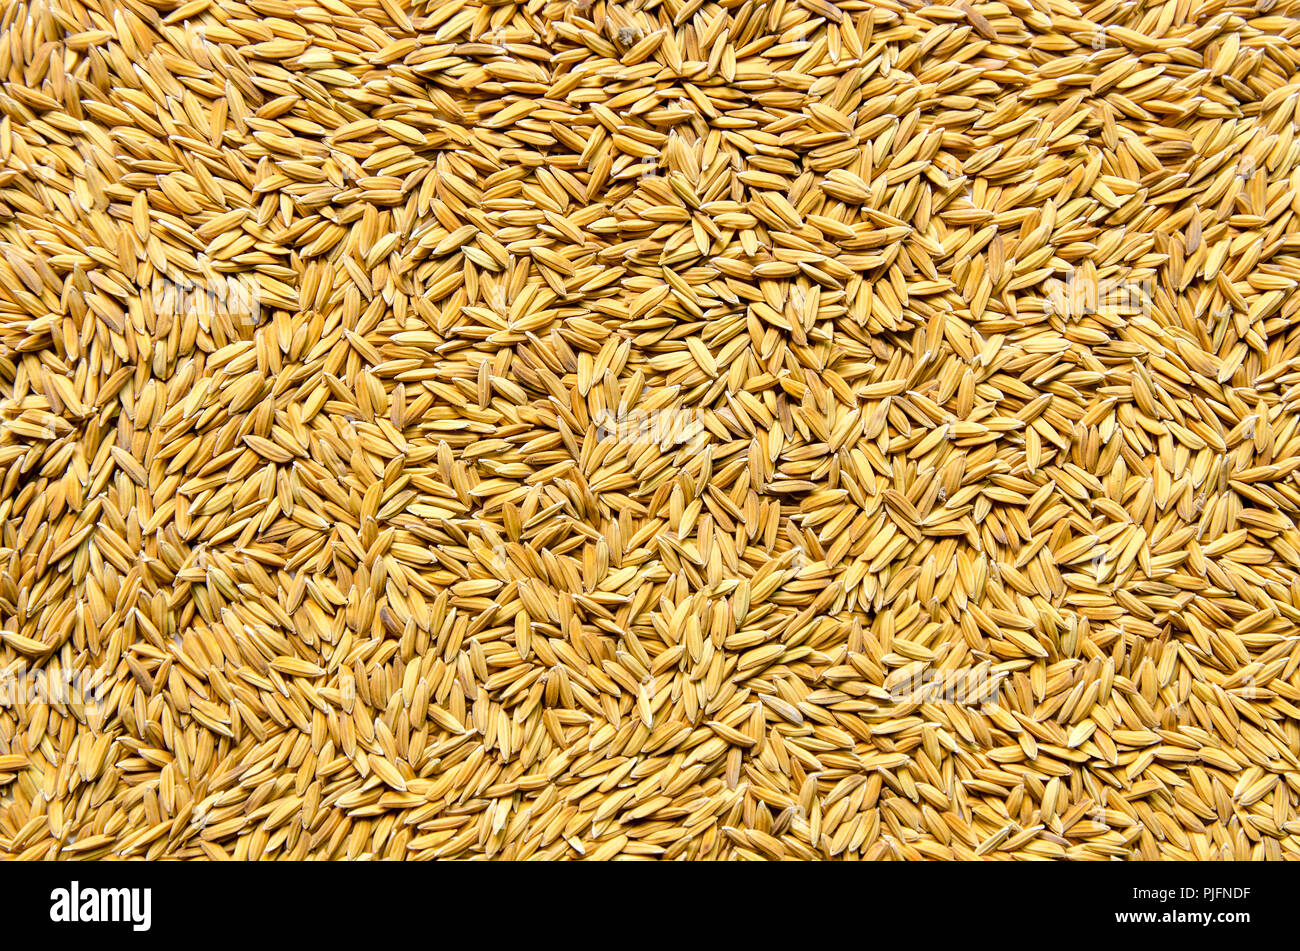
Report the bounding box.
[1,0,1300,861]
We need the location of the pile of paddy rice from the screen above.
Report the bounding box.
[1,0,1300,860]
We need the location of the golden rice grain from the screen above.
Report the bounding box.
[1,0,1300,862]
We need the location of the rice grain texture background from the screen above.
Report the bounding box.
[1,0,1300,860]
